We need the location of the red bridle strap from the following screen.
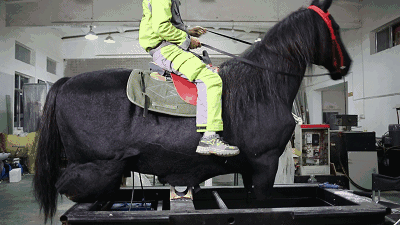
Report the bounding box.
[308,5,345,70]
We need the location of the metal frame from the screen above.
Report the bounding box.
[61,184,388,225]
[372,190,381,203]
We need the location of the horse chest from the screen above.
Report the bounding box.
[238,105,295,154]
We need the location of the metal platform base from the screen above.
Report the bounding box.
[61,184,389,225]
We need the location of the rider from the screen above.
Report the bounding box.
[139,0,240,157]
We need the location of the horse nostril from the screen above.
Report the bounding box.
[227,217,235,224]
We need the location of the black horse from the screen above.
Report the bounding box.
[34,0,351,223]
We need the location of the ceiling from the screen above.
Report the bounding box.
[4,0,364,42]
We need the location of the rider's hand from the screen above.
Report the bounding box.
[188,26,207,37]
[189,37,201,49]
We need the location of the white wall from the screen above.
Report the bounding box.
[6,0,361,30]
[305,0,400,137]
[0,1,64,134]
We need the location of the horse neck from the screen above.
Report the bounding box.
[259,9,323,104]
[257,48,306,106]
[263,8,321,70]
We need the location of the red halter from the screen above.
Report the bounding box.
[308,5,345,71]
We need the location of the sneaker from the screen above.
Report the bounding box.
[196,134,240,157]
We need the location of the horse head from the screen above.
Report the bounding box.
[310,0,352,80]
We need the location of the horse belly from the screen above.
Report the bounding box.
[56,69,137,162]
[131,149,242,187]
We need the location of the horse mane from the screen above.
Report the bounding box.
[219,7,330,141]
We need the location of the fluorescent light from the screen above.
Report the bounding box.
[85,26,98,40]
[104,34,115,43]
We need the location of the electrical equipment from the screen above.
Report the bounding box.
[330,131,376,173]
[335,115,358,127]
[389,124,400,147]
[380,125,400,177]
[348,151,378,191]
[330,131,377,191]
[294,124,330,175]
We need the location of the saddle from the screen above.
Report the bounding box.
[126,50,215,117]
[126,65,197,117]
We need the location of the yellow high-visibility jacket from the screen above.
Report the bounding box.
[139,0,191,52]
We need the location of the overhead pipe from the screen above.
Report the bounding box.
[62,29,139,40]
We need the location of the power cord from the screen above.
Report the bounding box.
[129,171,134,211]
[128,172,148,211]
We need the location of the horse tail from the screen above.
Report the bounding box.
[33,77,70,224]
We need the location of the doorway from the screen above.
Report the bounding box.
[321,82,347,130]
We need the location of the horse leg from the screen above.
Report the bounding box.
[55,159,126,202]
[250,148,281,203]
[242,173,253,190]
[242,173,254,203]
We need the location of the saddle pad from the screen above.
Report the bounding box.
[126,69,196,117]
[171,73,197,105]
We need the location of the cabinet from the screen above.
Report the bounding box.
[294,124,330,175]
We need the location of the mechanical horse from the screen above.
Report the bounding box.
[34,0,352,223]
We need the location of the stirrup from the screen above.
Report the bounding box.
[170,186,193,200]
[149,62,166,75]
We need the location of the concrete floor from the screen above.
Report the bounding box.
[0,174,74,225]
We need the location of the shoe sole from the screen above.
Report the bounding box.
[196,146,240,157]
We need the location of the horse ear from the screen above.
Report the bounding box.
[321,0,332,12]
[310,0,320,6]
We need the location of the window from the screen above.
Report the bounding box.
[376,28,390,53]
[15,41,35,65]
[393,23,400,46]
[14,73,30,128]
[373,20,400,53]
[47,57,57,75]
[38,79,53,90]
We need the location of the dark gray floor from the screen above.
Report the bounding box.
[0,174,74,225]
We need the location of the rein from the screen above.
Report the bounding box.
[202,43,312,78]
[207,30,253,45]
[202,43,332,78]
[204,5,346,78]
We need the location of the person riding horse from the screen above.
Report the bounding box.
[34,1,352,223]
[139,0,240,157]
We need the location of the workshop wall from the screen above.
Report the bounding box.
[0,1,64,134]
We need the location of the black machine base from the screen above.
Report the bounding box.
[61,185,388,225]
